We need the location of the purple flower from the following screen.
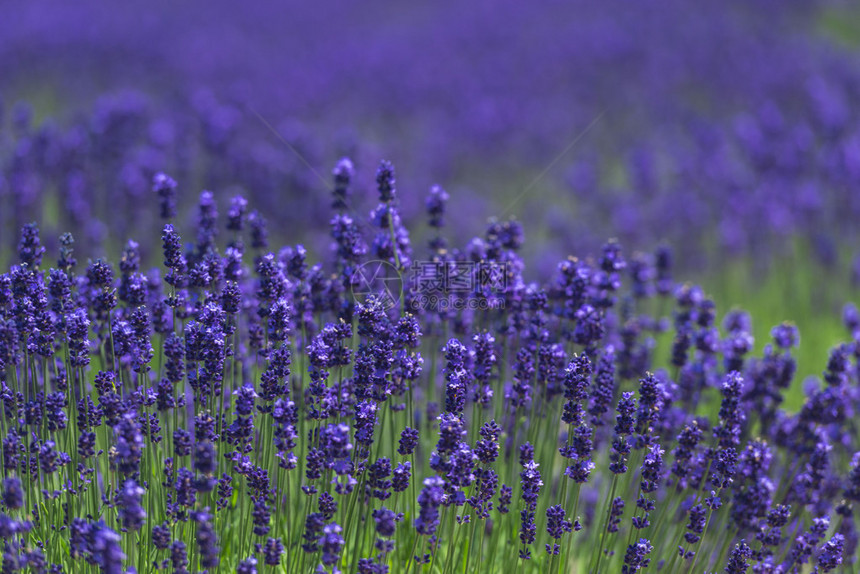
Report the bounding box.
[498,484,513,514]
[475,420,501,464]
[227,194,248,233]
[671,327,692,369]
[89,522,125,574]
[252,497,271,536]
[446,442,477,488]
[268,298,293,342]
[608,497,625,533]
[117,479,146,531]
[519,442,534,466]
[216,473,234,510]
[574,304,605,348]
[47,268,72,315]
[443,338,469,414]
[426,185,449,251]
[672,422,702,482]
[471,332,497,406]
[161,224,187,287]
[249,210,269,250]
[398,427,419,456]
[817,533,844,572]
[724,540,752,574]
[824,343,852,387]
[588,346,616,426]
[518,449,543,558]
[152,523,170,550]
[153,172,177,220]
[370,192,412,269]
[175,467,196,508]
[622,538,653,573]
[163,332,185,384]
[17,223,45,268]
[793,440,830,507]
[639,444,664,493]
[368,458,393,501]
[354,401,377,451]
[173,428,192,458]
[507,346,535,410]
[788,516,829,567]
[562,354,592,426]
[846,451,860,502]
[170,541,188,574]
[114,412,144,475]
[564,459,595,484]
[771,323,799,350]
[191,508,219,569]
[194,190,218,256]
[57,232,76,272]
[629,253,655,299]
[426,185,449,229]
[714,372,746,449]
[545,505,572,555]
[767,504,791,528]
[373,507,398,538]
[392,314,421,351]
[468,467,499,520]
[634,373,660,445]
[318,492,337,520]
[78,430,96,459]
[415,477,445,536]
[2,477,23,510]
[433,412,465,461]
[320,523,345,566]
[332,157,354,210]
[376,160,396,203]
[234,383,257,417]
[843,303,860,335]
[260,345,291,402]
[392,461,411,493]
[711,447,738,489]
[237,557,258,574]
[302,513,325,553]
[685,504,706,544]
[264,538,284,567]
[331,214,367,276]
[609,392,636,474]
[519,508,537,559]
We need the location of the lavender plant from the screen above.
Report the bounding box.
[0,151,855,574]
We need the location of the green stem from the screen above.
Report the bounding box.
[591,473,620,574]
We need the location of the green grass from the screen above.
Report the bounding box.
[819,4,860,48]
[693,243,854,412]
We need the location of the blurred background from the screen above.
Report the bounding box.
[1,0,859,397]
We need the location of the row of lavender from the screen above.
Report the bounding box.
[0,157,858,573]
[4,79,860,278]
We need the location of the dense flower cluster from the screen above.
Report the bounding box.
[0,142,857,574]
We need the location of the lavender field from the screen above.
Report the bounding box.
[1,1,860,573]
